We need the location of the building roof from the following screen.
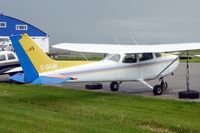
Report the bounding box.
[0,14,47,36]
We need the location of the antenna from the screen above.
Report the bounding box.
[113,38,120,45]
[129,34,138,45]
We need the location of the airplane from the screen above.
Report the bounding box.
[0,51,22,76]
[9,34,200,95]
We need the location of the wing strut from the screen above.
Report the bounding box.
[79,52,88,61]
[156,51,186,77]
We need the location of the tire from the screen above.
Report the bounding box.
[153,85,163,95]
[160,82,168,90]
[110,82,119,91]
[85,83,102,90]
[179,90,199,99]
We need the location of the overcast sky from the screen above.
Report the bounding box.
[1,0,200,45]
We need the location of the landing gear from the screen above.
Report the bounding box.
[160,81,168,90]
[159,78,168,90]
[110,81,121,91]
[153,85,163,95]
[153,78,168,95]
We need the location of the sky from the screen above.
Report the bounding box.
[1,0,200,45]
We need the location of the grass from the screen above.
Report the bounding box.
[0,83,200,133]
[180,57,200,63]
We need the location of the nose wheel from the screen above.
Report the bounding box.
[153,85,163,95]
[153,78,168,95]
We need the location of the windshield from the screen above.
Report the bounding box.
[104,54,121,62]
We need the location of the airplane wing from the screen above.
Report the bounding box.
[52,43,200,54]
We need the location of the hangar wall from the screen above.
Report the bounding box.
[0,14,49,53]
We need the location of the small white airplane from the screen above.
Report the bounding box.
[9,34,200,95]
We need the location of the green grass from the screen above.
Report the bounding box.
[178,50,200,63]
[0,83,200,133]
[180,57,200,63]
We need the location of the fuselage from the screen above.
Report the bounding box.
[40,53,179,83]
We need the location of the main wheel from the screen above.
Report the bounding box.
[153,85,163,95]
[110,82,119,91]
[160,81,168,90]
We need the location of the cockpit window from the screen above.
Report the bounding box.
[0,55,6,61]
[122,54,137,63]
[108,54,121,62]
[155,53,162,58]
[139,53,153,61]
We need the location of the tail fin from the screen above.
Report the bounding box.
[10,34,40,82]
[10,34,91,83]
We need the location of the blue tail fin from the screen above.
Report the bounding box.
[10,34,39,83]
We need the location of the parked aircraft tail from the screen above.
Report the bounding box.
[9,34,92,83]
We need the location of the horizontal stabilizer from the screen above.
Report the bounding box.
[10,73,73,84]
[10,73,26,83]
[32,76,72,84]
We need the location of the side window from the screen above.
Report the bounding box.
[7,53,16,60]
[139,53,153,61]
[0,55,6,61]
[108,54,121,62]
[123,54,137,63]
[155,53,162,58]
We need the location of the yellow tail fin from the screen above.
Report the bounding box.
[19,34,92,74]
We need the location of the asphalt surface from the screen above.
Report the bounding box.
[0,63,200,100]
